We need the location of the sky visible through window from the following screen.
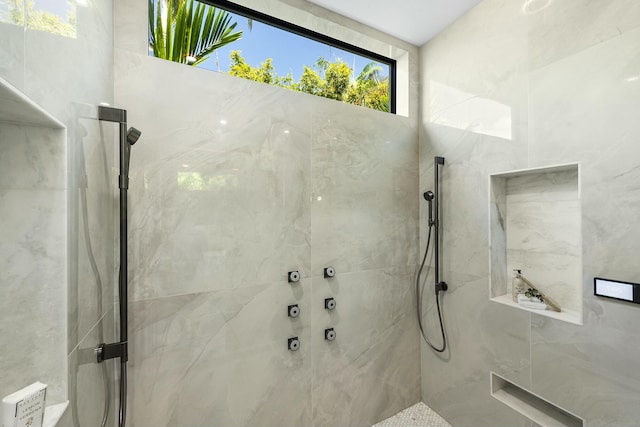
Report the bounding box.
[203,13,386,81]
[149,0,393,112]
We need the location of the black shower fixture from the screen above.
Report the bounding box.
[96,106,142,427]
[416,156,448,354]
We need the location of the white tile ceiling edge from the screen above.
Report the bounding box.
[306,0,483,46]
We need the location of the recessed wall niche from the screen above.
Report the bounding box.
[489,163,583,325]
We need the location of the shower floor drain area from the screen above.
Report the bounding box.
[373,402,452,427]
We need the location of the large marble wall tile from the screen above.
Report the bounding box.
[132,343,312,427]
[312,329,419,427]
[0,187,67,404]
[531,304,640,427]
[0,124,65,189]
[419,0,528,116]
[529,25,640,284]
[420,64,529,163]
[311,99,418,275]
[0,116,68,406]
[311,267,420,426]
[310,267,418,358]
[116,52,312,300]
[527,0,640,71]
[312,298,419,427]
[528,26,640,169]
[128,280,312,427]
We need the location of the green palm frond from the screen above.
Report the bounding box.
[149,0,242,66]
[357,62,384,84]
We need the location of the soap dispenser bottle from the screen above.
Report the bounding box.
[512,269,525,302]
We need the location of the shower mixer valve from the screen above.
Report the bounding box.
[323,267,335,278]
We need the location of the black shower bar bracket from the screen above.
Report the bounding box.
[98,105,126,122]
[96,341,128,363]
[98,105,130,189]
[435,282,448,294]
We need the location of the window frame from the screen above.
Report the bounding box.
[199,0,397,114]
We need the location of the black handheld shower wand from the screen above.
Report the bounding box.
[423,190,434,226]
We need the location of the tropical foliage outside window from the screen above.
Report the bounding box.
[148,0,393,112]
[1,0,76,38]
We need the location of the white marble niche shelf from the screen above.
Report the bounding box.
[489,163,583,325]
[491,372,584,427]
[0,76,69,423]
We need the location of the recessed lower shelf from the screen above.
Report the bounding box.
[490,294,582,325]
[491,372,584,427]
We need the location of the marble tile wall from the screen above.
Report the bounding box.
[0,122,67,405]
[419,1,640,426]
[0,0,117,425]
[115,1,419,425]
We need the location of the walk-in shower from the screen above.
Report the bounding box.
[416,156,448,353]
[96,106,141,427]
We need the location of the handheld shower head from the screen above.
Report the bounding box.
[423,190,435,225]
[123,127,141,180]
[127,127,141,145]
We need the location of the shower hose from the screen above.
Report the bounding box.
[416,223,447,353]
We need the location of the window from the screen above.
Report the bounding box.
[148,0,396,113]
[1,0,77,38]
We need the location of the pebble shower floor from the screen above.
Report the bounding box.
[373,402,452,427]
